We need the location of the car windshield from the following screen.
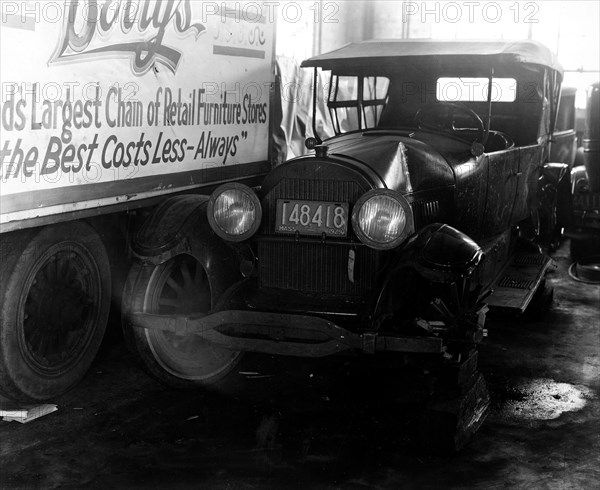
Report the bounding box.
[327,75,390,133]
[321,66,547,148]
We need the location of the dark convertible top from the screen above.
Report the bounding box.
[301,39,563,74]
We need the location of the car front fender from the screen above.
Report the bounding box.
[371,223,483,328]
[396,223,483,281]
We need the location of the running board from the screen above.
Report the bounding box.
[485,253,554,315]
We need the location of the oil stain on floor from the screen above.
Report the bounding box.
[491,377,594,423]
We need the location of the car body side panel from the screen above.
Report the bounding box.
[450,155,488,241]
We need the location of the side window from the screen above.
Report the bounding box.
[328,76,389,134]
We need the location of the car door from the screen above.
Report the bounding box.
[481,147,520,237]
[512,144,545,226]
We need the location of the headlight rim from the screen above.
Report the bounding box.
[207,183,262,242]
[351,189,414,250]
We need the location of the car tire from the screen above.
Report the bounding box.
[0,222,110,402]
[122,254,243,388]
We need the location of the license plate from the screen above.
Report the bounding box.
[275,199,349,237]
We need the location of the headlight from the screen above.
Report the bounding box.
[207,183,261,241]
[351,189,414,250]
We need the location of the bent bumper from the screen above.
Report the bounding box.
[126,310,443,357]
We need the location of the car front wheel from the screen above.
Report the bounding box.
[122,254,242,388]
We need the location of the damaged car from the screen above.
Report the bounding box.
[123,40,568,451]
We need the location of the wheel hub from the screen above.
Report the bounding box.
[22,248,97,371]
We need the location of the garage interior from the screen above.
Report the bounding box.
[0,243,600,489]
[1,1,599,489]
[1,245,599,488]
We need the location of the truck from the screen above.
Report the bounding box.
[0,0,276,402]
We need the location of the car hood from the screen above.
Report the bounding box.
[324,130,461,193]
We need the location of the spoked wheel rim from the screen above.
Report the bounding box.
[19,243,103,375]
[143,255,241,381]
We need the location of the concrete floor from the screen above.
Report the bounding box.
[1,242,599,489]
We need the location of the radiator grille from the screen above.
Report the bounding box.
[258,178,377,294]
[258,241,379,294]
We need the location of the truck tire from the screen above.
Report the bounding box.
[122,254,242,388]
[0,222,110,402]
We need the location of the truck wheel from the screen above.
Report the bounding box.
[0,222,110,402]
[122,254,242,388]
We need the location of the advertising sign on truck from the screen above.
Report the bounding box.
[1,0,275,229]
[0,0,276,401]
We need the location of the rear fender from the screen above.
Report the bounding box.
[542,162,569,186]
[540,162,570,231]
